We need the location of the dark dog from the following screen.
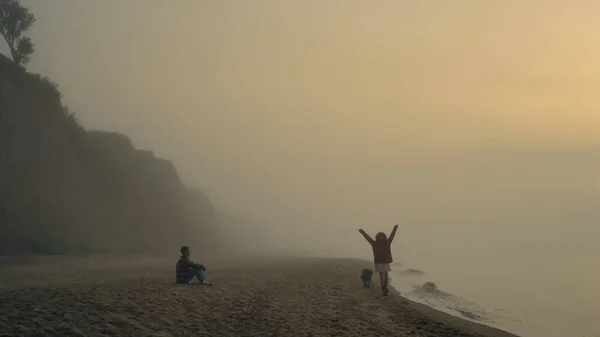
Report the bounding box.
[360,268,373,288]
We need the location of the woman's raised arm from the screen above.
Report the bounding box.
[388,224,399,243]
[358,229,375,245]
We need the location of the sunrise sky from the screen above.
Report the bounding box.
[5,0,599,264]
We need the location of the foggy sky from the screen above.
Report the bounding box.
[5,1,600,267]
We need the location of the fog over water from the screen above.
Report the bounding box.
[8,1,600,336]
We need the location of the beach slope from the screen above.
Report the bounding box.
[0,256,519,337]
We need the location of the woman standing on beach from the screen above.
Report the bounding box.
[358,224,398,296]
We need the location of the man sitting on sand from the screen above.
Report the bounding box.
[176,246,213,286]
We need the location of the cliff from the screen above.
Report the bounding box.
[0,54,219,255]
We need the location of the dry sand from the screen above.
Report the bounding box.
[0,255,520,337]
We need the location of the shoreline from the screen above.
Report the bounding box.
[0,255,520,336]
[365,258,523,337]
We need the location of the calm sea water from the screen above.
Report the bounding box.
[386,254,600,337]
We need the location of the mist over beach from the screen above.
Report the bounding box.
[2,1,600,336]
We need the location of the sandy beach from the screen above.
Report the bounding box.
[0,255,519,337]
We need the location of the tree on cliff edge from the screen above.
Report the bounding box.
[0,0,35,66]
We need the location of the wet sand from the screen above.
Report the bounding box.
[0,255,520,336]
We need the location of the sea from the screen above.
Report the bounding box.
[376,253,600,337]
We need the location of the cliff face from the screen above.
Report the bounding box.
[0,54,218,255]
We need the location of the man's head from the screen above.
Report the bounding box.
[180,246,190,257]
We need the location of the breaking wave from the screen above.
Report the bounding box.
[406,281,490,322]
[390,266,521,328]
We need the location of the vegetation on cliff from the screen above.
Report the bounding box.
[0,1,219,255]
